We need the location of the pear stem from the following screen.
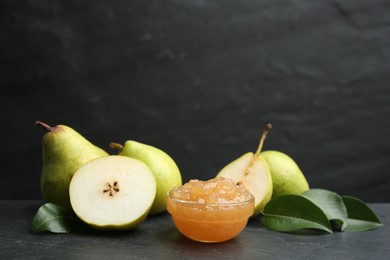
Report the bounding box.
[35,121,53,132]
[255,123,272,156]
[110,142,124,152]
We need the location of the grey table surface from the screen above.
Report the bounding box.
[0,200,389,259]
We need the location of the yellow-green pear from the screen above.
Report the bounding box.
[110,140,182,215]
[36,121,109,210]
[217,124,273,216]
[260,150,309,198]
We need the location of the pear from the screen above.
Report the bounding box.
[110,140,182,215]
[261,150,309,198]
[69,156,156,230]
[217,124,273,216]
[36,121,108,209]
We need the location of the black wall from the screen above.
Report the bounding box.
[1,0,390,202]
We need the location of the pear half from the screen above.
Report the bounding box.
[217,124,273,216]
[69,156,156,230]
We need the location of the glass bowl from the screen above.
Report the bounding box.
[167,189,254,243]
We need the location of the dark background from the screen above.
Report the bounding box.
[1,0,389,202]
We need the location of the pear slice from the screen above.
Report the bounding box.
[69,155,156,230]
[217,124,273,216]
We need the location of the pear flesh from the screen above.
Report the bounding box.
[69,156,156,230]
[261,150,309,198]
[37,121,108,210]
[111,140,182,215]
[217,152,273,216]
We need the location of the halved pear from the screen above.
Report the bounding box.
[69,155,156,230]
[217,124,273,216]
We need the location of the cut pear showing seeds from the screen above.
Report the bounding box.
[217,124,273,216]
[69,155,156,230]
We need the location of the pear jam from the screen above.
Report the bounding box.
[167,177,254,243]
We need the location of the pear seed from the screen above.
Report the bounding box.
[103,182,120,196]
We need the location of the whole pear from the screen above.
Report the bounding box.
[260,150,309,198]
[110,140,182,215]
[36,121,108,209]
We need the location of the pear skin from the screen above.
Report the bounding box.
[261,150,309,198]
[110,140,182,215]
[36,121,108,209]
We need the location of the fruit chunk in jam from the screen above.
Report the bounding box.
[167,177,254,243]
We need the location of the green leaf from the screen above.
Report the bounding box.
[32,203,80,233]
[302,189,348,231]
[342,196,383,232]
[262,195,333,233]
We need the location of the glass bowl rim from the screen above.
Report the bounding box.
[167,189,255,207]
